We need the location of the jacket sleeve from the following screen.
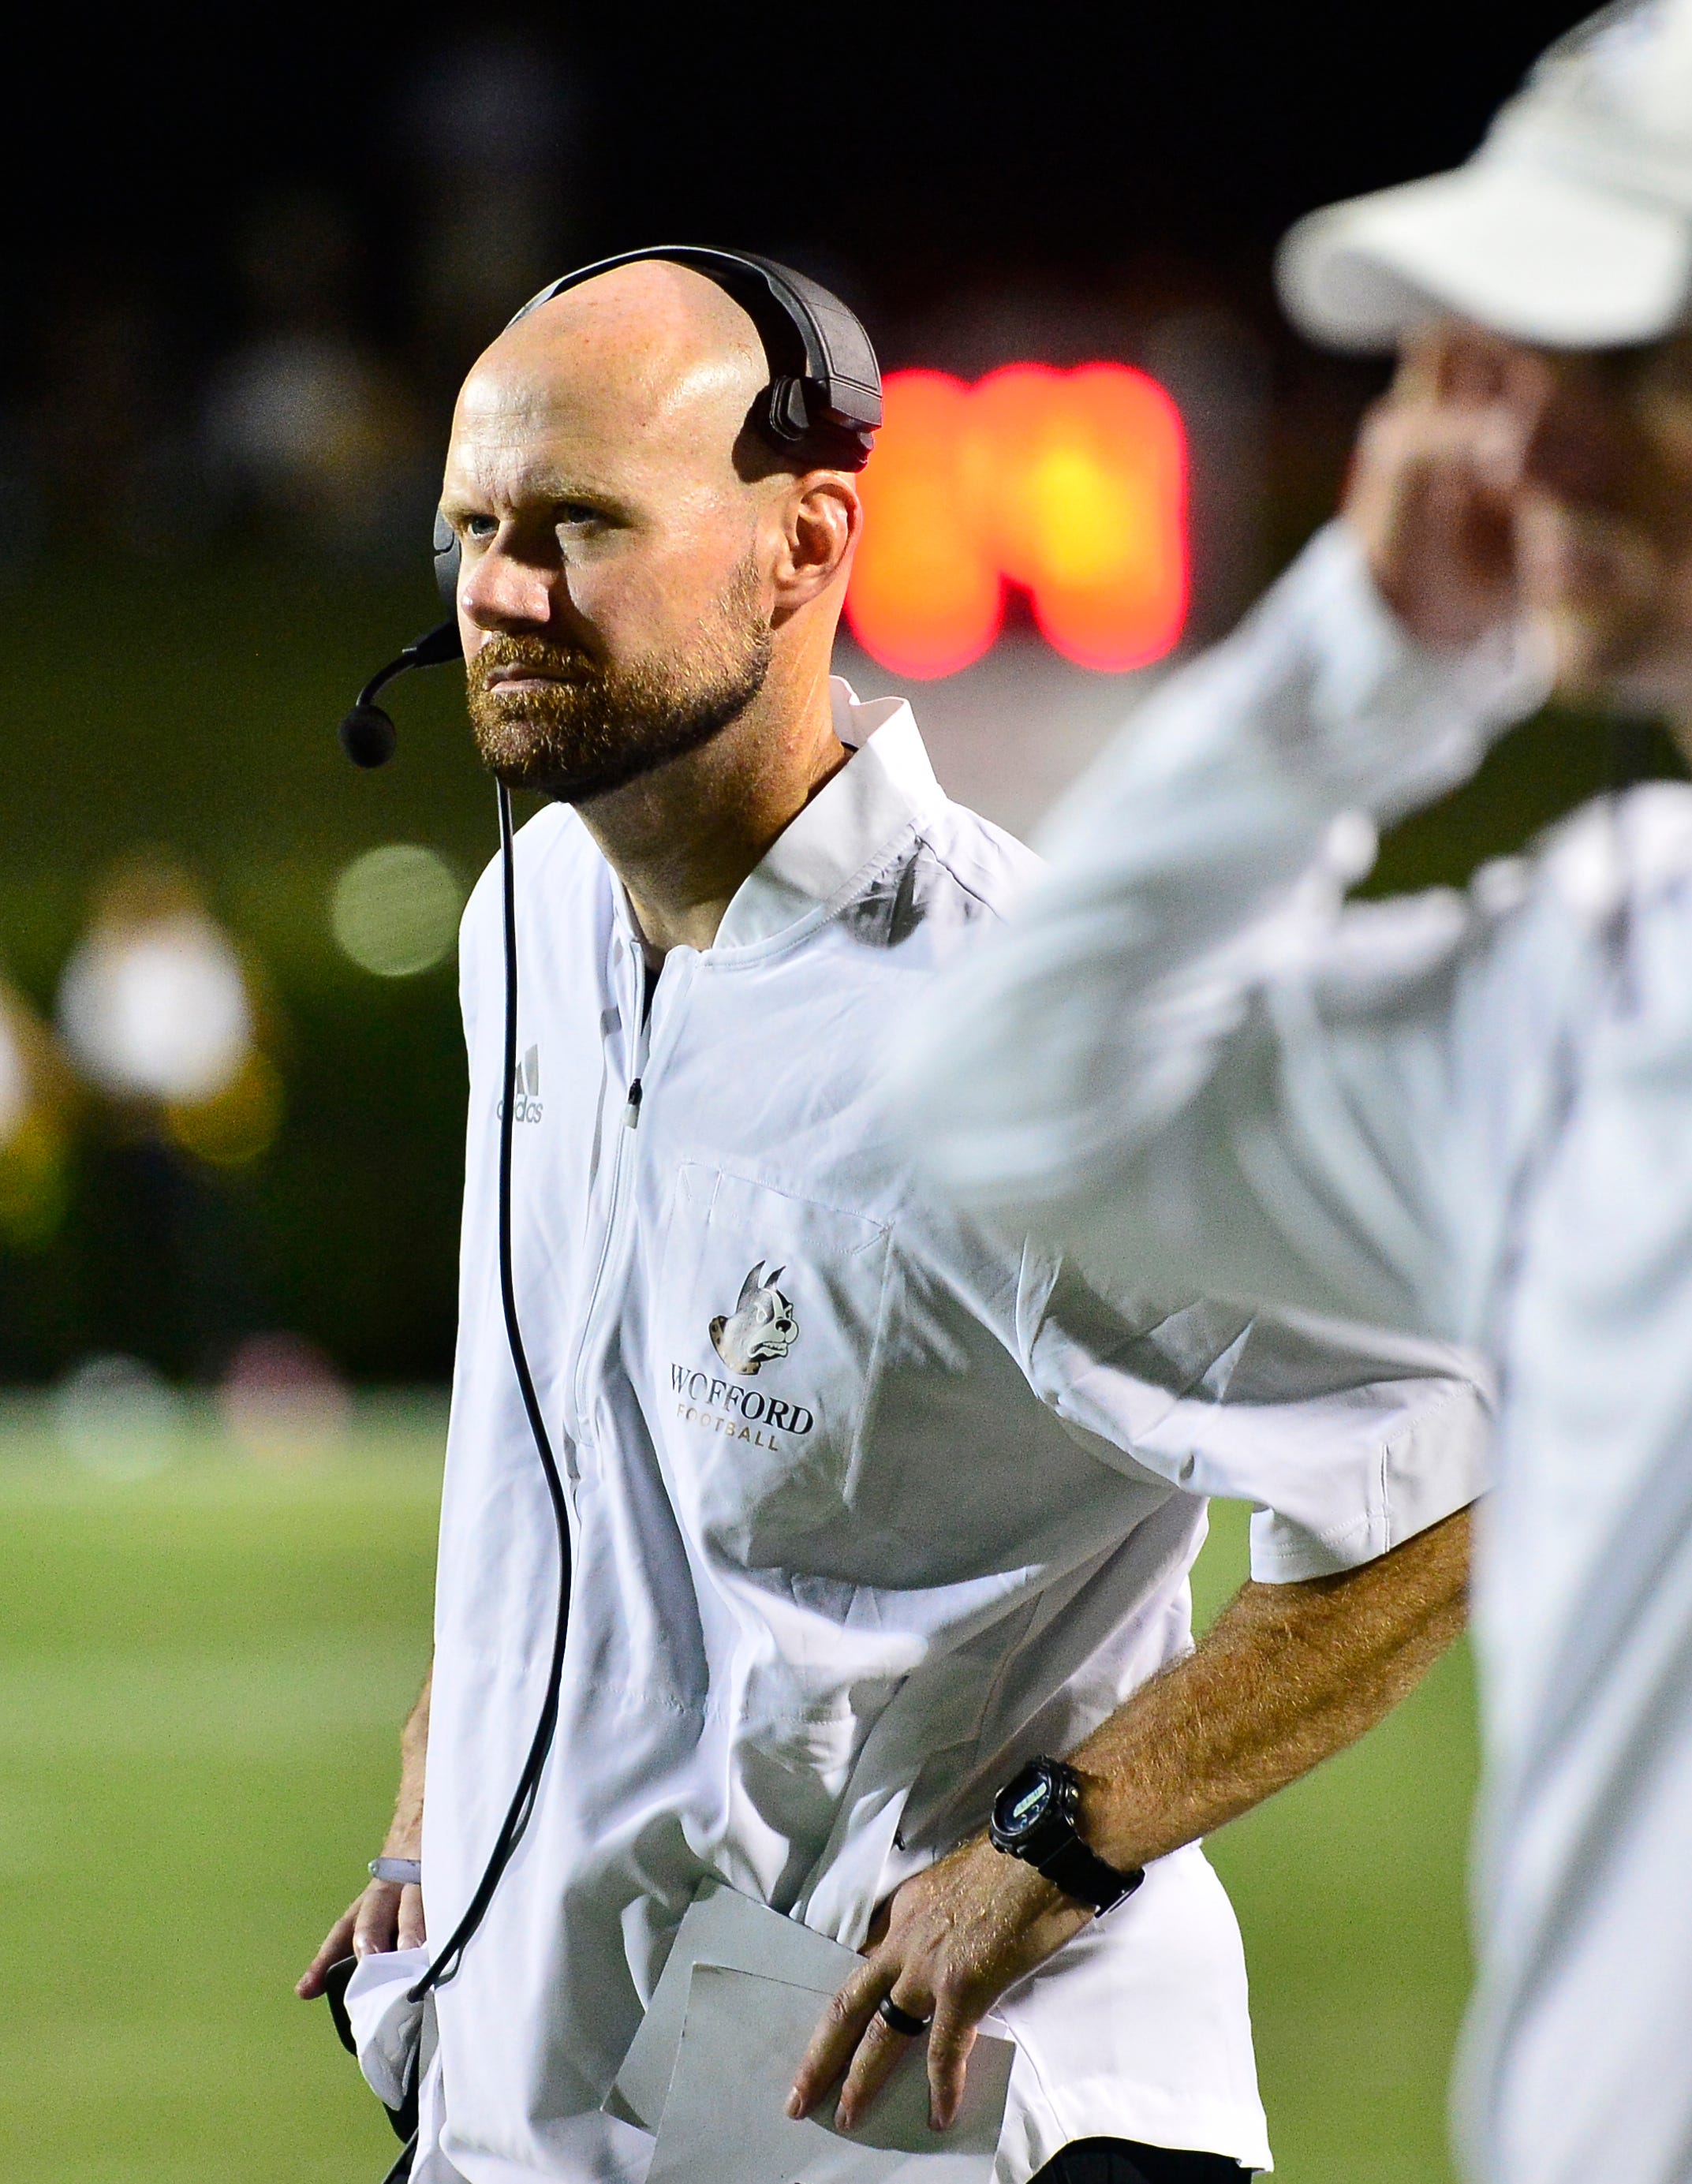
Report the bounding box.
[897,524,1556,1342]
[1017,1247,1493,1581]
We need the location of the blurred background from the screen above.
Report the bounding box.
[0,3,1660,2178]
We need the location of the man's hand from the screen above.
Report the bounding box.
[791,1505,1471,2133]
[297,1658,431,2001]
[788,1838,1090,2134]
[296,1878,427,1999]
[1347,323,1544,649]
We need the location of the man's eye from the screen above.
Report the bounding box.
[463,514,498,539]
[557,504,602,531]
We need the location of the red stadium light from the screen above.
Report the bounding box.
[848,364,1189,679]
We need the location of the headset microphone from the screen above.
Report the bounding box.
[338,620,464,769]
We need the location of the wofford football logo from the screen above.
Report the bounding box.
[709,1260,797,1374]
[672,1260,814,1444]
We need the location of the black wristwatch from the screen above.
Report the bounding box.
[988,1757,1144,1915]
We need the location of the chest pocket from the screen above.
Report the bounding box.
[656,1162,892,1559]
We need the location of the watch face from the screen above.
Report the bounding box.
[992,1763,1055,1846]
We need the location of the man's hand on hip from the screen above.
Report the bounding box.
[791,1505,1473,2132]
[788,1838,1090,2134]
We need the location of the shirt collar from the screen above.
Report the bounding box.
[709,678,945,950]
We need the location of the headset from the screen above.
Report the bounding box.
[335,248,881,2007]
[338,247,880,772]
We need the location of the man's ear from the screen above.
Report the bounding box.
[771,473,861,615]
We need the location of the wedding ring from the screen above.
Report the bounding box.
[876,1994,932,2037]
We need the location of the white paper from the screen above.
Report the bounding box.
[646,1963,1014,2184]
[609,1880,857,2130]
[343,1943,431,2111]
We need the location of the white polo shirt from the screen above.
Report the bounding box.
[897,528,1692,2184]
[416,680,1490,2184]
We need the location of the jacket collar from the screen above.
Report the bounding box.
[707,679,945,951]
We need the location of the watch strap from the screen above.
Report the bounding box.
[1033,1834,1144,1916]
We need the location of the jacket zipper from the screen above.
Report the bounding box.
[624,960,656,1129]
[571,943,656,1429]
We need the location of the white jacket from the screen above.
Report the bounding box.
[418,678,1490,2184]
[899,526,1692,2184]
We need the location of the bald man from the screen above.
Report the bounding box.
[299,257,1486,2184]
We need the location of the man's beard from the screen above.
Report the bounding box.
[465,558,773,803]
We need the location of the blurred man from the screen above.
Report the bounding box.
[297,256,1492,2184]
[898,7,1692,2182]
[55,853,273,1374]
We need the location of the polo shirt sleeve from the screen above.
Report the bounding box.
[1018,1247,1492,1581]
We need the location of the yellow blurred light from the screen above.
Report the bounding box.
[1025,445,1142,586]
[0,1110,70,1250]
[166,1049,284,1168]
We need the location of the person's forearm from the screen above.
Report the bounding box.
[381,1658,432,1860]
[1067,1504,1471,1872]
[790,1502,1473,2133]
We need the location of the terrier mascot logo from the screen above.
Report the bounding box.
[710,1261,799,1376]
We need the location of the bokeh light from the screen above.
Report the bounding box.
[966,363,1188,670]
[52,1353,186,1479]
[0,1113,72,1251]
[58,914,252,1103]
[0,1015,24,1151]
[219,1331,351,1466]
[848,371,1006,678]
[846,364,1189,678]
[331,844,465,977]
[166,1049,286,1168]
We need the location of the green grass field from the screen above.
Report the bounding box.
[0,1406,1477,2183]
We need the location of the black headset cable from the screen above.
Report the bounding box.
[408,783,573,2000]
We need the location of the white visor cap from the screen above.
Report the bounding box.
[1278,0,1692,353]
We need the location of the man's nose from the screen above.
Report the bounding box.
[459,539,558,636]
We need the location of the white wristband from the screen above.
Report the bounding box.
[369,1857,422,1887]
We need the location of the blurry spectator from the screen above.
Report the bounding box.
[201,187,431,554]
[394,34,579,394]
[59,853,253,1107]
[57,853,278,1379]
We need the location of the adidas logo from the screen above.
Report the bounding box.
[497,1044,544,1125]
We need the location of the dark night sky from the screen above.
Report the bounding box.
[28,1,1593,330]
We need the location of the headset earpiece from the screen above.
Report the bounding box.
[768,378,820,450]
[434,509,461,612]
[762,377,809,444]
[506,245,881,472]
